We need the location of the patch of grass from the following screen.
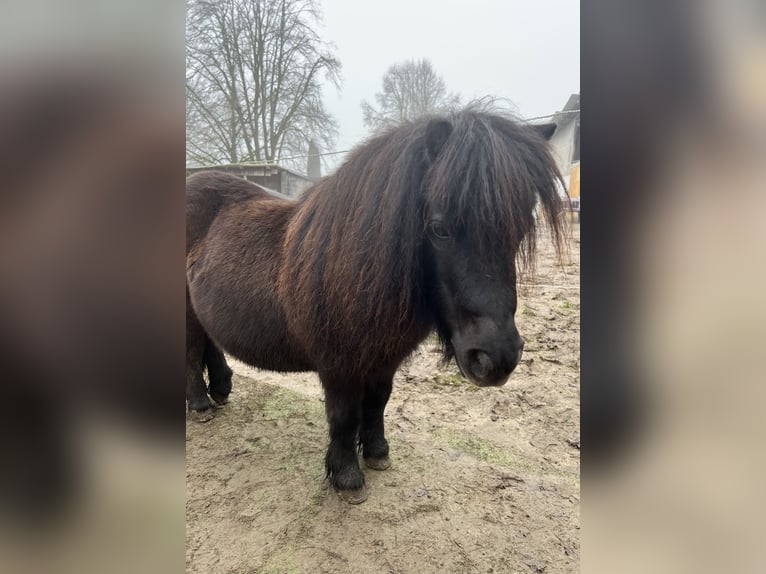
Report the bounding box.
[429,369,489,392]
[433,428,552,478]
[247,385,326,476]
[433,428,577,485]
[435,428,520,468]
[431,370,486,392]
[431,371,465,387]
[521,304,536,316]
[262,386,324,423]
[295,484,325,535]
[275,454,303,475]
[561,300,574,310]
[263,545,300,574]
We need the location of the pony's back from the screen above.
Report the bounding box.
[186,170,278,253]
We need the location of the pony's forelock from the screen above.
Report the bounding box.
[424,109,568,276]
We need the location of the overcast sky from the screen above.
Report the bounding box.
[318,0,580,170]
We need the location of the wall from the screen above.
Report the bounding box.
[280,170,314,198]
[549,118,577,176]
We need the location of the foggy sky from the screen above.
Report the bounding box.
[319,0,580,171]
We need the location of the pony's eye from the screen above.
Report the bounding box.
[429,221,450,240]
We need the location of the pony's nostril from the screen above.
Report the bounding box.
[468,350,493,379]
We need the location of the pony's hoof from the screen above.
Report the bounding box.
[189,408,214,423]
[210,392,229,406]
[364,456,391,471]
[338,485,368,504]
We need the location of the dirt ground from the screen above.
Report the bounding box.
[186,225,580,574]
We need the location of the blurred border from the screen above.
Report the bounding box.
[0,2,185,573]
[4,0,765,571]
[583,0,766,572]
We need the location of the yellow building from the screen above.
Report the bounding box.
[569,163,580,199]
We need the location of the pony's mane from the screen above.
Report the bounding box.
[425,110,567,275]
[279,108,566,374]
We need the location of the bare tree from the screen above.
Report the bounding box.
[361,59,460,131]
[186,0,341,170]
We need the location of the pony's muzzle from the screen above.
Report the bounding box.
[464,339,524,387]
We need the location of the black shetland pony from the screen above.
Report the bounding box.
[186,110,565,502]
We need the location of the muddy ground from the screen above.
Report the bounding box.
[186,225,580,574]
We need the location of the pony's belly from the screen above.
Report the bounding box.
[200,307,314,373]
[221,335,314,373]
[188,276,314,373]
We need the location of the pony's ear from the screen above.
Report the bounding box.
[533,122,557,140]
[425,119,453,163]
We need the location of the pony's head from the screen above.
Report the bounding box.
[421,111,566,386]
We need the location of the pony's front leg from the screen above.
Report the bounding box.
[360,370,394,470]
[321,373,366,503]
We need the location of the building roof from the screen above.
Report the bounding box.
[186,162,311,181]
[550,93,580,127]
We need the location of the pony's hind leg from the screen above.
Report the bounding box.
[187,347,213,422]
[187,293,214,422]
[321,373,366,503]
[204,340,232,405]
[360,370,395,471]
